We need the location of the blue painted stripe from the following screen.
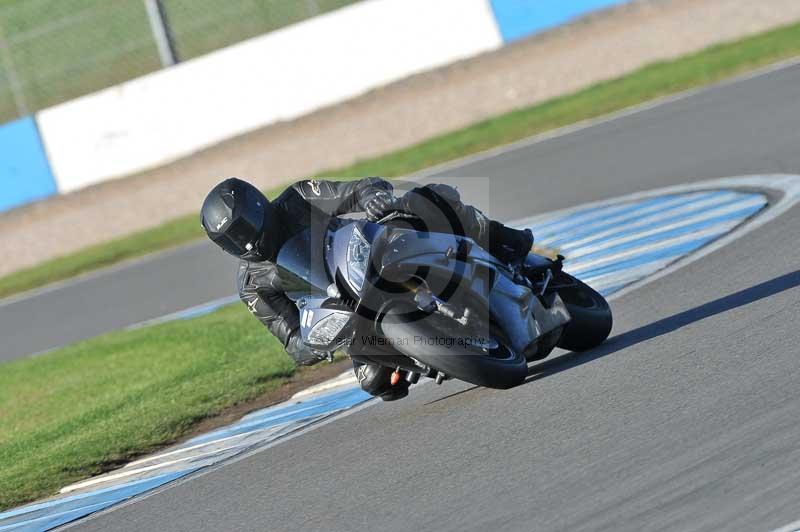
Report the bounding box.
[598,283,629,297]
[580,260,669,287]
[0,469,195,530]
[184,386,369,446]
[489,0,634,43]
[538,191,739,246]
[0,502,117,532]
[527,196,658,233]
[530,194,680,236]
[566,203,763,264]
[560,194,765,252]
[528,193,709,234]
[569,234,719,279]
[532,192,721,240]
[0,116,57,212]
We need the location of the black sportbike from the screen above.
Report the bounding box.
[276,211,612,389]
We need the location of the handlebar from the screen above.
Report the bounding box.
[374,209,423,225]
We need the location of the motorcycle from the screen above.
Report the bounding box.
[276,211,612,390]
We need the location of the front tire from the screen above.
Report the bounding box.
[555,272,612,352]
[378,307,528,389]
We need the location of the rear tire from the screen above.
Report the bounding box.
[555,272,613,352]
[379,307,528,389]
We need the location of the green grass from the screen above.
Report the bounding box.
[0,303,296,510]
[0,0,359,121]
[3,20,800,299]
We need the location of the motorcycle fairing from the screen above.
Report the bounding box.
[376,228,570,354]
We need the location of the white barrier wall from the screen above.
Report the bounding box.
[38,0,502,193]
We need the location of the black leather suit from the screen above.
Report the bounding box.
[237,177,497,366]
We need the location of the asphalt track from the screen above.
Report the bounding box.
[29,60,795,531]
[2,60,800,362]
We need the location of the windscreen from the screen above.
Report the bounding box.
[275,228,331,299]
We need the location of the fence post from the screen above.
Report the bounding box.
[144,0,179,67]
[0,24,28,117]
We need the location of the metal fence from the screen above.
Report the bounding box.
[0,0,361,123]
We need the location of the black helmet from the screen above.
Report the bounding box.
[201,178,279,261]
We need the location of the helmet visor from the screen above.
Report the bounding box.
[212,213,263,257]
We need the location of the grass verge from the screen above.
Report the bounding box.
[0,303,343,511]
[3,20,800,300]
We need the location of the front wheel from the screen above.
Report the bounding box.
[378,306,528,389]
[555,272,612,352]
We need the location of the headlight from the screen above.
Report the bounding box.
[307,312,351,346]
[347,227,371,290]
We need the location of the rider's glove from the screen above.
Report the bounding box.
[363,190,396,221]
[286,333,331,366]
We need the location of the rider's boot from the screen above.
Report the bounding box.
[353,361,410,401]
[488,221,534,265]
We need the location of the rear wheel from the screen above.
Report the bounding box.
[378,306,528,389]
[555,272,612,352]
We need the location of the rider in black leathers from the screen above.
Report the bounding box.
[201,177,532,401]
